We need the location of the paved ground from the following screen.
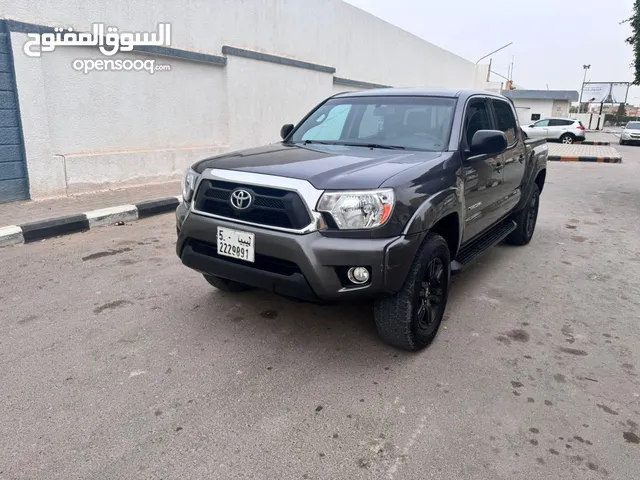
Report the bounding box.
[0,181,180,227]
[547,143,621,159]
[1,131,639,479]
[591,130,640,161]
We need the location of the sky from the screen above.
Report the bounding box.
[345,0,639,104]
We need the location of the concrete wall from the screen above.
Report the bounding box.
[551,100,570,118]
[512,98,572,126]
[3,0,494,199]
[570,113,606,130]
[512,99,555,126]
[226,55,333,151]
[12,37,229,196]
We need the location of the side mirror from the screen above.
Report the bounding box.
[280,124,294,140]
[470,130,508,156]
[528,124,535,128]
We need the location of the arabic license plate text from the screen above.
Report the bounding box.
[217,227,255,263]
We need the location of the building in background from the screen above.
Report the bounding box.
[0,0,499,203]
[502,90,579,126]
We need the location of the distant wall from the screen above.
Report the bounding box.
[512,98,573,126]
[512,99,555,125]
[3,0,494,199]
[570,113,606,130]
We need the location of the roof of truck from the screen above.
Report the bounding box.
[502,89,579,101]
[333,87,508,100]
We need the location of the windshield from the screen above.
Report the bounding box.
[626,122,640,130]
[289,96,456,151]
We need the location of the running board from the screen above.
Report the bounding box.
[451,219,517,275]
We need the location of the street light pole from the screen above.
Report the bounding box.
[578,64,591,113]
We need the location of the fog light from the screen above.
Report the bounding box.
[347,267,370,284]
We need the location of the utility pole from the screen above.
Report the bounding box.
[578,64,591,113]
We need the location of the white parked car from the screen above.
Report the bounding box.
[521,118,586,144]
[619,121,640,145]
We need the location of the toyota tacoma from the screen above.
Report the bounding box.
[176,88,548,351]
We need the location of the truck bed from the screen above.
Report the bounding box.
[524,138,547,149]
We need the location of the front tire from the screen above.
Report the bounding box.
[560,133,575,144]
[506,184,540,246]
[619,138,626,145]
[203,274,253,292]
[374,233,451,351]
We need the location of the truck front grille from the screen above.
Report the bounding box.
[194,180,312,230]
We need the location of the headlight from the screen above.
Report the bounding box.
[317,189,394,230]
[182,168,199,203]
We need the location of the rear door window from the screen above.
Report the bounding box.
[491,99,518,145]
[464,98,493,147]
[549,119,574,126]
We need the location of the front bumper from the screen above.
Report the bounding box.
[175,202,421,302]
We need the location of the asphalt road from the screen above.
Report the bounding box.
[1,132,639,479]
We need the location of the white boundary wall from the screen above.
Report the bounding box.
[3,0,494,198]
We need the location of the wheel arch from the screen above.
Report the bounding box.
[535,168,546,194]
[428,212,461,259]
[403,187,463,251]
[560,132,576,142]
[384,191,463,294]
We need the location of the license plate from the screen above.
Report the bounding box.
[217,227,255,263]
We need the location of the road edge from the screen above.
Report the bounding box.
[547,155,622,163]
[0,196,182,247]
[577,141,610,146]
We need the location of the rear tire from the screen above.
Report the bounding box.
[560,133,575,144]
[203,274,253,292]
[374,233,451,351]
[506,184,540,246]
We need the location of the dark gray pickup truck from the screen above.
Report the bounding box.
[176,88,548,351]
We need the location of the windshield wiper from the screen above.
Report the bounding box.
[340,142,406,150]
[302,140,337,145]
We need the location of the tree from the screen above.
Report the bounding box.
[617,103,627,116]
[624,1,640,84]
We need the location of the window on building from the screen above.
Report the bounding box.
[491,100,517,145]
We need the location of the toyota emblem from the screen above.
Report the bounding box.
[230,189,253,210]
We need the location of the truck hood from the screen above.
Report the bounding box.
[192,143,444,190]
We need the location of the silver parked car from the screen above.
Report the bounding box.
[521,117,586,144]
[619,121,640,145]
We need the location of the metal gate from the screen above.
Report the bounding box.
[0,20,29,203]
